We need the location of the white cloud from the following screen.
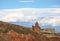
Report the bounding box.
[0,8,60,26]
[0,13,24,22]
[40,16,60,26]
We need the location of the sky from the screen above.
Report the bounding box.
[0,0,60,33]
[0,0,60,9]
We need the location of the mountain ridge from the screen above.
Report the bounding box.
[0,21,60,41]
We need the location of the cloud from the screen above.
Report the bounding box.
[40,16,60,26]
[19,0,34,2]
[0,8,60,26]
[0,13,24,22]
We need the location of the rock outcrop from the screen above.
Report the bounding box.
[0,21,60,41]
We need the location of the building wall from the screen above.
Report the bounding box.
[42,28,55,33]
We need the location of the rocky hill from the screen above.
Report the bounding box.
[0,21,60,41]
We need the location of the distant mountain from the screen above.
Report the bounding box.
[11,21,33,27]
[11,21,60,33]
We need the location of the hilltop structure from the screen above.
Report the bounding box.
[32,21,55,34]
[32,21,41,33]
